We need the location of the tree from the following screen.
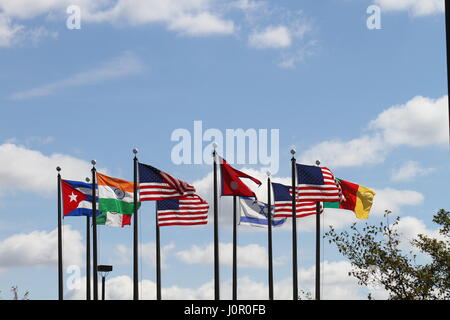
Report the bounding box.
[0,286,30,300]
[325,209,450,300]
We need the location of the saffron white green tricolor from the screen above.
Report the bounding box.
[96,172,139,227]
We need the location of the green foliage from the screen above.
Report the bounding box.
[325,209,450,300]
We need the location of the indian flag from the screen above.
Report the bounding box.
[97,172,138,227]
[323,178,375,219]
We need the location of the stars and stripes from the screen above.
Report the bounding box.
[296,164,341,202]
[138,162,196,201]
[271,182,323,218]
[156,194,209,227]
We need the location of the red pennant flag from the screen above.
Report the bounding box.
[219,157,262,198]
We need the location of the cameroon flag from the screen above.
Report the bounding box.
[323,178,375,219]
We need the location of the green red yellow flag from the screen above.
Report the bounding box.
[323,178,375,219]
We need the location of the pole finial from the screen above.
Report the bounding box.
[133,148,139,155]
[56,166,61,172]
[212,142,218,157]
[91,160,96,166]
[315,160,321,166]
[85,177,90,183]
[266,170,271,177]
[290,146,296,155]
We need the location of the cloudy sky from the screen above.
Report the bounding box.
[0,0,448,300]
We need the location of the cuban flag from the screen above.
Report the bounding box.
[239,197,286,228]
[62,180,96,217]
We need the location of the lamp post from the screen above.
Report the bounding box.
[97,265,113,300]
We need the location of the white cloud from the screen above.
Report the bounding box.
[277,39,317,69]
[369,95,448,147]
[393,216,447,260]
[391,161,435,182]
[371,188,424,215]
[0,13,24,47]
[67,275,214,300]
[299,260,368,300]
[396,215,443,243]
[113,242,175,269]
[10,51,144,100]
[374,0,444,16]
[300,95,448,168]
[248,25,292,49]
[67,260,376,300]
[0,0,235,46]
[176,242,284,268]
[300,135,387,168]
[167,12,234,36]
[0,11,57,48]
[0,142,97,197]
[71,0,234,37]
[0,225,83,269]
[0,0,315,68]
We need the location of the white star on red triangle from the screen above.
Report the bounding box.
[69,192,78,202]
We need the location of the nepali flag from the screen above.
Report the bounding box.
[271,182,323,218]
[62,179,96,217]
[296,164,341,202]
[219,157,262,199]
[138,162,196,201]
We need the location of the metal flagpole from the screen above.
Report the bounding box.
[86,215,91,300]
[85,177,91,301]
[232,195,237,300]
[56,167,63,300]
[290,148,298,301]
[156,204,162,300]
[315,160,321,300]
[133,148,139,300]
[315,201,321,300]
[212,144,220,300]
[445,0,450,146]
[91,160,99,300]
[267,172,274,300]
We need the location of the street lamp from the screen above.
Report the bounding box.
[97,265,113,300]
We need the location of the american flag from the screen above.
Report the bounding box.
[156,194,209,227]
[296,164,341,202]
[138,162,196,201]
[271,182,324,218]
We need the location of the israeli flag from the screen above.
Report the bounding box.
[239,197,286,228]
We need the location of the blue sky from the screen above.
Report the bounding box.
[0,0,448,300]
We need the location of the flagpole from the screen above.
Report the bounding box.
[86,214,91,300]
[56,167,63,300]
[290,148,298,301]
[445,0,450,146]
[155,204,162,300]
[232,195,237,300]
[267,171,274,300]
[212,143,220,300]
[133,148,139,300]
[85,177,91,301]
[91,160,99,300]
[315,160,321,301]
